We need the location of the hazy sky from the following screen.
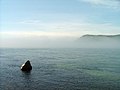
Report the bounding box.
[0,0,120,48]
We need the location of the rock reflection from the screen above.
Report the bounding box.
[21,70,32,79]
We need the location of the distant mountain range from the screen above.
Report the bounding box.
[80,34,120,39]
[80,34,120,41]
[78,34,120,48]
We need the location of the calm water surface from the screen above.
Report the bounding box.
[0,48,120,90]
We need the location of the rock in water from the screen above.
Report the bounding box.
[21,60,32,71]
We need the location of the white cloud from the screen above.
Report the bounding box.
[0,31,78,38]
[80,0,120,9]
[1,21,120,37]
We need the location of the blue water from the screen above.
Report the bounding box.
[0,48,120,90]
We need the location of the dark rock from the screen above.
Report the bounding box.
[21,60,32,71]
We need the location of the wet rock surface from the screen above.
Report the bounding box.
[21,60,32,71]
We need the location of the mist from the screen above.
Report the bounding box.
[0,34,120,48]
[0,36,78,48]
[77,34,120,48]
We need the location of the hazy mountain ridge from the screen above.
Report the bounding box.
[78,34,120,48]
[80,34,120,39]
[79,34,120,41]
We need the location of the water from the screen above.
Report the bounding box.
[0,48,120,90]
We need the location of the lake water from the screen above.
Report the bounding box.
[0,48,120,90]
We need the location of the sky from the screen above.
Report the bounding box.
[0,0,120,48]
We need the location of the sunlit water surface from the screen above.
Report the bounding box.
[0,48,120,90]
